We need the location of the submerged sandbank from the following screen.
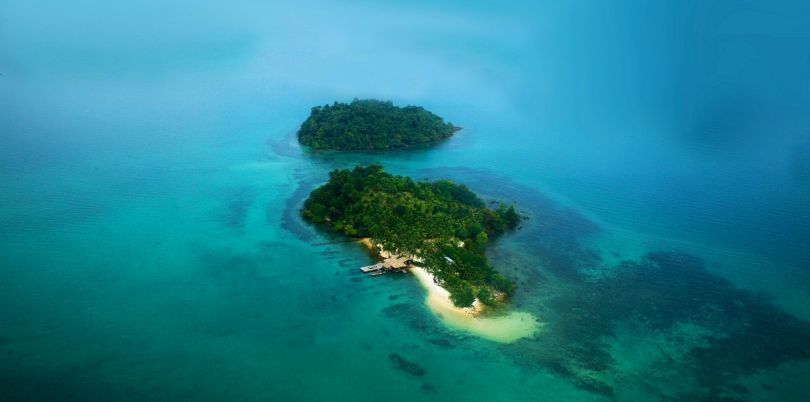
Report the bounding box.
[409,266,540,343]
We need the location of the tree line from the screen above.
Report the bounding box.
[302,165,521,307]
[297,99,456,150]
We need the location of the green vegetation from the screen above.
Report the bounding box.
[297,99,457,150]
[302,165,521,307]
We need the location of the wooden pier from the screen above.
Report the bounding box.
[360,263,385,273]
[360,256,413,276]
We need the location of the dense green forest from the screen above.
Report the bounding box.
[302,165,521,307]
[297,99,457,150]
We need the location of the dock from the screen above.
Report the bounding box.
[360,255,413,276]
[360,263,385,273]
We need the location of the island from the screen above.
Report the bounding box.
[302,164,521,307]
[297,99,458,150]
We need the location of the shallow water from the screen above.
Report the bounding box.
[2,1,810,401]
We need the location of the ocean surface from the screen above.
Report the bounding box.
[2,1,810,401]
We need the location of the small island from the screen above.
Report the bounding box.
[302,165,520,307]
[297,99,458,150]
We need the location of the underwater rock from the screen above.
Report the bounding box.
[389,353,426,376]
[427,338,453,348]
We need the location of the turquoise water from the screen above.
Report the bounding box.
[2,1,810,400]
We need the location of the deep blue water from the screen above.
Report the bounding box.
[2,1,810,401]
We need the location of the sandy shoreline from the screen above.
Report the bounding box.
[409,266,540,343]
[358,238,539,343]
[409,266,484,315]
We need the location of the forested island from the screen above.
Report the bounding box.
[302,165,521,307]
[297,99,458,150]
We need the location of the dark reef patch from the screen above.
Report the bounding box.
[427,338,453,349]
[279,176,322,242]
[268,130,304,159]
[221,187,256,229]
[389,353,426,376]
[424,168,810,401]
[381,301,459,340]
[519,251,810,399]
[382,303,432,332]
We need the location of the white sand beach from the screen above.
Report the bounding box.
[410,266,541,343]
[359,238,540,342]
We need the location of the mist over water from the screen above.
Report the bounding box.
[2,1,810,401]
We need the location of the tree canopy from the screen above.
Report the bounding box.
[297,99,457,150]
[302,165,521,307]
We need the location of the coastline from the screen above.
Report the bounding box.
[358,238,540,343]
[410,266,540,343]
